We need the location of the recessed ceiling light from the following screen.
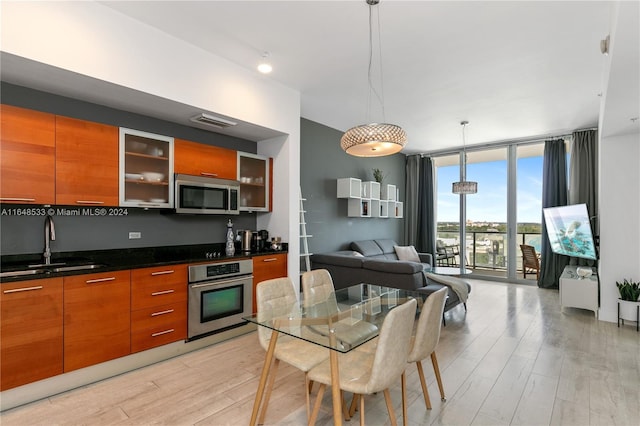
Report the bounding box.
[257,52,272,74]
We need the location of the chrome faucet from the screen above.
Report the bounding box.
[44,216,56,265]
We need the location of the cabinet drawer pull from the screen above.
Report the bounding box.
[3,285,43,294]
[262,258,278,262]
[151,270,175,276]
[75,200,105,205]
[151,329,175,337]
[151,289,175,296]
[200,172,218,177]
[0,197,36,202]
[86,277,116,284]
[151,309,174,317]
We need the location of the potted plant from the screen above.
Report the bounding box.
[616,278,640,324]
[372,168,386,184]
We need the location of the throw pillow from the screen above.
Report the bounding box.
[394,245,421,263]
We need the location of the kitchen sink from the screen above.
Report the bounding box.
[0,269,48,278]
[51,264,104,273]
[0,263,106,279]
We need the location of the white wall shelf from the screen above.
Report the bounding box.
[337,178,362,198]
[361,181,380,200]
[338,178,401,218]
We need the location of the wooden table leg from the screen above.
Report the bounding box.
[250,329,279,426]
[329,329,343,426]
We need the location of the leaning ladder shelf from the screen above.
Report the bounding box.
[299,187,313,272]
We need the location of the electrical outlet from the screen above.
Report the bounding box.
[129,232,141,239]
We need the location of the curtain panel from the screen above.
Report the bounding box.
[539,139,569,288]
[569,129,598,266]
[404,155,436,260]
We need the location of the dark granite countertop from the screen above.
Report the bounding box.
[0,242,288,283]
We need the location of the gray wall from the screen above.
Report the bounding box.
[300,118,406,256]
[1,83,258,255]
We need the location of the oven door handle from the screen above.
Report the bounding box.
[189,275,253,289]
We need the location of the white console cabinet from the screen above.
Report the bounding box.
[559,265,599,317]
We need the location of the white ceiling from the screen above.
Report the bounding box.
[5,1,636,154]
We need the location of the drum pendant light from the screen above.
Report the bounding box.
[452,121,478,194]
[340,0,407,157]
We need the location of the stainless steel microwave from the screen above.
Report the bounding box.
[174,174,239,215]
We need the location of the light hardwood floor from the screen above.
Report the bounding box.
[2,279,639,425]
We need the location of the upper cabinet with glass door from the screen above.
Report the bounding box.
[119,128,174,208]
[237,152,270,212]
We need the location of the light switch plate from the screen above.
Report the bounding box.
[129,232,141,239]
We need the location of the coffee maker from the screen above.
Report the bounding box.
[251,230,269,252]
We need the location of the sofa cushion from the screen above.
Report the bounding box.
[351,240,384,257]
[363,259,423,274]
[394,245,421,262]
[311,252,364,268]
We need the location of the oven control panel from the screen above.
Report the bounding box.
[188,259,253,283]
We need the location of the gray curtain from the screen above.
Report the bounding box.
[539,139,569,288]
[404,155,436,259]
[405,155,420,246]
[417,156,436,256]
[568,129,598,266]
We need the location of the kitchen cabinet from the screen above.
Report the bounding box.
[131,264,188,353]
[238,152,272,212]
[63,270,131,372]
[1,277,63,391]
[174,138,237,180]
[0,104,56,205]
[56,116,119,206]
[120,127,174,208]
[252,253,287,313]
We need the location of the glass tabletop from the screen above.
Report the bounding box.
[244,283,423,353]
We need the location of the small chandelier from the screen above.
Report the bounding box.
[452,121,478,194]
[340,0,407,157]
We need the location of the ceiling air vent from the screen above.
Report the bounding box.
[189,113,237,129]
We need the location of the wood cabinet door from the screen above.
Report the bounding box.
[252,253,288,313]
[1,277,63,391]
[55,116,119,206]
[63,270,131,372]
[174,138,237,180]
[0,104,56,204]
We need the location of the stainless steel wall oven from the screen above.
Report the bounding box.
[187,259,253,340]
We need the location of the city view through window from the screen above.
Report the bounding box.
[434,144,545,279]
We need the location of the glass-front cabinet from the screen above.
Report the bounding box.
[237,152,270,212]
[119,128,174,208]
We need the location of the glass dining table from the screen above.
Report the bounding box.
[244,283,424,426]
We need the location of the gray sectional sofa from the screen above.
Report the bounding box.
[310,239,470,313]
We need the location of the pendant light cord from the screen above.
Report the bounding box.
[367,2,386,123]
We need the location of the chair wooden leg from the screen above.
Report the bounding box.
[308,383,326,426]
[415,360,432,409]
[401,372,408,426]
[341,391,351,421]
[359,393,366,426]
[258,358,280,424]
[349,393,360,417]
[383,388,398,426]
[430,352,446,401]
[305,374,312,422]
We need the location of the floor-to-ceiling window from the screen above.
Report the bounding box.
[434,142,544,283]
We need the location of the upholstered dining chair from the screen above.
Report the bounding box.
[406,287,448,410]
[255,277,328,424]
[306,298,417,426]
[301,269,378,350]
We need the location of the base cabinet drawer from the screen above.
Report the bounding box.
[131,265,187,310]
[131,302,187,353]
[1,277,63,391]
